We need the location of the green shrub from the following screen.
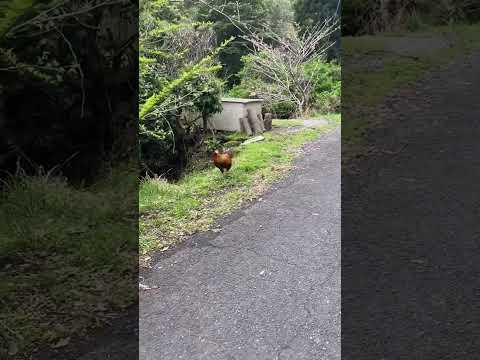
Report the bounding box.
[228,77,266,99]
[405,11,426,32]
[314,83,341,113]
[305,60,341,113]
[265,101,297,119]
[228,84,251,98]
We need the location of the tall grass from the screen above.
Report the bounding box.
[0,167,138,357]
[0,168,137,260]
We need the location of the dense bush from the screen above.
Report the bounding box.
[0,1,137,184]
[266,102,298,119]
[305,60,341,113]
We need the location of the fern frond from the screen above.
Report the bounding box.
[139,37,233,120]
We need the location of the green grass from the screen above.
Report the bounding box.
[0,167,137,357]
[342,23,480,143]
[271,119,305,128]
[317,112,341,125]
[140,122,337,254]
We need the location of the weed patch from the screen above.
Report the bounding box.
[0,169,137,357]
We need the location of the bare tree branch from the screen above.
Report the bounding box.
[241,18,339,115]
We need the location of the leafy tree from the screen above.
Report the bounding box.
[194,0,268,85]
[192,77,224,135]
[263,0,295,37]
[139,0,227,176]
[295,0,340,27]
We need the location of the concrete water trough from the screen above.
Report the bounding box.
[197,98,267,135]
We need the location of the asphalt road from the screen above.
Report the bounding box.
[140,128,340,360]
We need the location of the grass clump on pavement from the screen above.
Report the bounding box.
[140,122,337,255]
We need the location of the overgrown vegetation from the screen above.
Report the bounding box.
[0,1,137,357]
[0,1,137,182]
[0,168,137,356]
[226,14,340,119]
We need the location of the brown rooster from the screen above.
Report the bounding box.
[212,149,233,174]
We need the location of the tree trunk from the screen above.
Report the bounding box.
[202,113,208,135]
[297,101,304,118]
